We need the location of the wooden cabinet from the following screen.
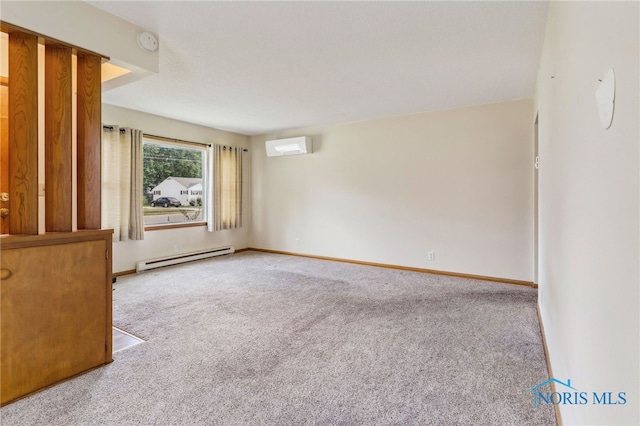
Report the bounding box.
[0,230,113,405]
[1,27,110,406]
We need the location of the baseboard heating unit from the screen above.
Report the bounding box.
[136,246,234,272]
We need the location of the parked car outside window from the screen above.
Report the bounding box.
[150,197,182,208]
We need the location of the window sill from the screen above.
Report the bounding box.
[144,222,208,232]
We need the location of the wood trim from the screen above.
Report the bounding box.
[0,229,113,250]
[144,221,207,232]
[44,45,73,232]
[113,269,136,278]
[1,83,8,235]
[247,248,536,287]
[104,233,113,364]
[76,54,102,229]
[537,306,563,426]
[8,32,39,235]
[234,248,251,253]
[0,76,7,87]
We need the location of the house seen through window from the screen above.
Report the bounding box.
[143,139,206,226]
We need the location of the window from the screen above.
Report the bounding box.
[143,139,206,226]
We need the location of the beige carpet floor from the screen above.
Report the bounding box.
[0,250,555,425]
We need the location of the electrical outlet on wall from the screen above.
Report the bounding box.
[296,238,300,247]
[428,252,435,261]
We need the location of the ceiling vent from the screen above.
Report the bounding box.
[265,137,312,157]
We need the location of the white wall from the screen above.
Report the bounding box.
[251,100,534,281]
[535,2,639,424]
[103,104,251,273]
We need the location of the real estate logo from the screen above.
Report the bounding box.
[530,378,626,408]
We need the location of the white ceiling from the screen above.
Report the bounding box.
[88,1,549,136]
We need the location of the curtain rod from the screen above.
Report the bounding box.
[102,125,126,133]
[144,133,249,152]
[102,127,249,152]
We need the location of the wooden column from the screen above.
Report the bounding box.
[8,32,39,235]
[44,45,73,232]
[1,78,9,235]
[77,54,102,229]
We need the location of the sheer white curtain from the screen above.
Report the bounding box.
[101,126,144,241]
[212,144,243,231]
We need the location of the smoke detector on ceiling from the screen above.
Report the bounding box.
[137,32,158,52]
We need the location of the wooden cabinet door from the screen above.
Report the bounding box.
[0,240,108,404]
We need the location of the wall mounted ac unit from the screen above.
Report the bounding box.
[265,136,312,157]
